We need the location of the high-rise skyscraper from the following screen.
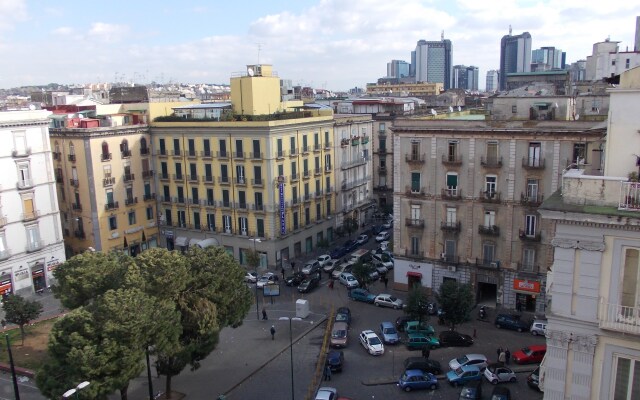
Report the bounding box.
[486,70,500,92]
[531,46,565,71]
[414,34,453,89]
[499,29,532,90]
[452,65,479,91]
[387,60,410,79]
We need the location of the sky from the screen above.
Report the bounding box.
[1,0,640,91]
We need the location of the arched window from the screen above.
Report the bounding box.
[120,139,130,157]
[69,142,75,155]
[101,141,110,161]
[54,141,60,154]
[140,137,147,150]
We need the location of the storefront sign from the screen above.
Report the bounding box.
[32,268,45,278]
[279,176,286,235]
[47,257,60,271]
[0,277,11,295]
[513,279,540,293]
[14,269,29,282]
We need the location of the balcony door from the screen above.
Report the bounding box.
[622,249,640,310]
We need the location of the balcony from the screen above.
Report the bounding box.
[478,224,500,236]
[105,201,119,210]
[101,152,112,162]
[405,153,426,164]
[252,204,265,212]
[251,178,263,187]
[125,197,138,206]
[12,147,31,157]
[186,150,197,158]
[103,176,115,187]
[276,150,286,159]
[480,156,503,168]
[157,149,168,157]
[202,199,216,208]
[361,136,369,144]
[236,177,247,185]
[479,191,501,203]
[26,240,44,253]
[140,147,150,155]
[52,152,61,161]
[143,193,155,201]
[200,150,213,159]
[378,166,387,175]
[74,230,86,239]
[158,173,170,181]
[121,150,132,158]
[313,143,321,152]
[301,146,310,154]
[21,211,40,221]
[289,148,299,157]
[292,197,300,205]
[72,203,82,211]
[522,157,545,170]
[619,181,640,210]
[69,178,80,187]
[441,188,462,200]
[290,174,300,183]
[250,152,263,160]
[314,168,322,176]
[440,221,461,233]
[599,299,640,335]
[405,218,425,229]
[517,263,541,276]
[68,154,76,162]
[217,151,229,159]
[56,175,63,183]
[405,250,425,260]
[142,170,154,179]
[521,192,544,206]
[475,258,500,269]
[405,186,425,197]
[324,142,332,149]
[188,175,200,183]
[341,159,367,170]
[302,170,311,179]
[377,147,387,155]
[123,173,135,182]
[17,179,33,189]
[218,176,230,185]
[173,197,186,205]
[519,230,541,242]
[325,186,334,195]
[303,194,312,203]
[160,196,171,203]
[324,165,333,173]
[441,154,462,166]
[203,175,214,184]
[219,201,232,208]
[441,254,459,264]
[233,151,245,160]
[173,174,183,181]
[373,185,392,192]
[235,202,248,210]
[171,149,182,157]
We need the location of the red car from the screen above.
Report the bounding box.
[512,345,546,364]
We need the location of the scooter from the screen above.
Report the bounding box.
[478,305,487,320]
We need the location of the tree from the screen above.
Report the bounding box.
[342,217,359,237]
[404,286,429,322]
[246,249,261,271]
[434,280,474,330]
[2,294,43,345]
[350,261,376,290]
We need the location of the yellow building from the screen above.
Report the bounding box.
[50,113,159,257]
[151,65,336,268]
[366,82,444,97]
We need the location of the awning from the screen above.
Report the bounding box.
[407,271,422,279]
[189,238,202,247]
[175,236,188,247]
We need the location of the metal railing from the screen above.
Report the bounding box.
[599,299,640,335]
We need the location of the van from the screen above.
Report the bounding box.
[348,249,371,264]
[530,319,548,336]
[195,238,220,248]
[330,321,348,348]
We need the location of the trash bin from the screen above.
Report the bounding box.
[296,299,309,318]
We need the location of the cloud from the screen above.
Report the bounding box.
[0,0,27,31]
[52,26,74,36]
[88,22,129,43]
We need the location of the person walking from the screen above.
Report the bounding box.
[291,261,296,272]
[262,307,268,320]
[421,347,430,359]
[498,350,506,365]
[281,267,285,280]
[324,365,332,381]
[505,348,511,365]
[270,325,275,340]
[497,347,503,359]
[383,276,389,289]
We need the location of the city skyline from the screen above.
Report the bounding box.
[1,0,640,91]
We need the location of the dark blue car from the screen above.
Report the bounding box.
[330,247,348,259]
[397,369,438,392]
[344,240,358,252]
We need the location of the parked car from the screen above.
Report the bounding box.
[439,330,474,347]
[494,314,531,332]
[285,272,306,286]
[339,272,359,288]
[403,357,442,375]
[449,354,488,371]
[382,219,393,229]
[348,288,376,303]
[323,259,341,274]
[332,263,349,279]
[343,239,358,252]
[297,275,320,293]
[244,271,257,283]
[372,253,394,270]
[359,330,384,355]
[317,254,332,267]
[374,293,404,309]
[330,247,348,260]
[483,363,517,384]
[405,333,440,350]
[377,241,390,251]
[395,315,412,332]
[489,386,512,400]
[527,367,542,391]
[376,231,391,242]
[372,225,384,234]
[335,307,351,327]
[397,369,438,392]
[330,322,349,348]
[512,345,546,364]
[459,379,483,399]
[530,319,548,336]
[405,320,435,336]
[314,387,338,400]
[356,234,369,245]
[325,350,344,372]
[447,365,483,387]
[302,260,321,275]
[379,321,400,344]
[256,272,279,288]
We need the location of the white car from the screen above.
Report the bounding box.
[483,363,517,384]
[449,354,488,371]
[376,231,390,242]
[382,219,393,229]
[356,234,369,245]
[244,271,257,283]
[256,272,278,288]
[378,241,390,251]
[339,272,359,288]
[332,263,349,279]
[372,253,394,270]
[323,259,341,273]
[374,293,404,309]
[314,387,338,400]
[359,330,385,355]
[302,260,321,275]
[317,254,332,267]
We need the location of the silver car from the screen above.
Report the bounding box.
[374,294,404,309]
[530,320,547,336]
[483,363,517,384]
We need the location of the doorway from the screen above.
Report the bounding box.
[477,282,497,307]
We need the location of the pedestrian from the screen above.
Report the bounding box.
[324,365,332,381]
[270,325,275,340]
[516,300,522,312]
[505,348,511,365]
[498,350,506,365]
[291,261,296,272]
[383,276,389,289]
[328,278,334,289]
[262,307,268,320]
[281,267,285,280]
[497,347,503,359]
[421,347,430,359]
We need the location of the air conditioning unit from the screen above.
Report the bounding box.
[490,262,498,268]
[448,265,456,272]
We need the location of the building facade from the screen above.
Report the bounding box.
[452,65,479,91]
[414,38,453,90]
[486,70,500,93]
[499,31,532,90]
[0,110,66,295]
[531,46,566,71]
[386,60,410,79]
[390,119,605,313]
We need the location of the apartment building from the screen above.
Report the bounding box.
[0,110,65,295]
[391,119,605,313]
[538,67,640,400]
[50,111,158,257]
[151,65,337,268]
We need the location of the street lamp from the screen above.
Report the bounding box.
[62,381,90,399]
[279,317,303,400]
[248,237,262,319]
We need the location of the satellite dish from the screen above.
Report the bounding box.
[431,109,437,115]
[247,67,254,77]
[575,114,580,120]
[457,106,461,111]
[449,106,453,112]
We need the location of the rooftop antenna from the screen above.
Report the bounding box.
[256,42,263,64]
[441,30,444,41]
[509,25,512,36]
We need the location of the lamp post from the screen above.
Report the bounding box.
[279,317,302,400]
[5,334,20,400]
[62,381,90,399]
[145,346,154,400]
[248,237,262,319]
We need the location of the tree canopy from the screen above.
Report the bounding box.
[434,280,474,329]
[404,286,429,322]
[2,294,42,345]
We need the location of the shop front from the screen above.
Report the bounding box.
[393,259,433,292]
[513,278,541,312]
[30,261,46,292]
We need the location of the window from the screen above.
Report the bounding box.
[146,206,153,220]
[316,203,321,220]
[236,165,245,184]
[120,139,130,156]
[188,139,195,156]
[128,211,136,225]
[303,159,309,177]
[411,142,419,160]
[277,138,283,157]
[22,196,35,219]
[411,172,421,192]
[482,243,495,263]
[448,141,458,161]
[445,240,456,257]
[410,205,420,223]
[222,190,230,207]
[256,218,265,237]
[101,141,110,159]
[106,189,114,206]
[238,191,246,209]
[165,209,172,226]
[109,216,117,230]
[163,185,170,202]
[223,215,232,233]
[173,138,181,155]
[292,187,298,204]
[379,123,385,132]
[487,141,498,164]
[177,210,186,228]
[235,139,243,158]
[219,139,227,157]
[177,186,184,203]
[290,137,296,154]
[379,138,386,151]
[622,249,640,310]
[175,162,183,179]
[446,207,457,224]
[626,58,631,69]
[512,105,517,113]
[253,139,260,158]
[325,154,332,170]
[612,355,640,399]
[527,179,539,199]
[302,135,308,152]
[305,207,310,225]
[484,210,495,227]
[446,172,458,195]
[191,187,199,203]
[527,143,541,167]
[278,164,284,178]
[522,248,536,271]
[69,142,75,155]
[207,189,214,206]
[193,212,200,230]
[573,143,587,165]
[485,175,497,196]
[411,237,420,255]
[525,214,537,236]
[326,199,331,214]
[291,162,297,178]
[26,225,41,250]
[203,139,211,156]
[17,162,31,187]
[189,163,197,179]
[140,137,148,152]
[159,138,166,154]
[612,60,616,66]
[207,213,216,231]
[160,162,168,177]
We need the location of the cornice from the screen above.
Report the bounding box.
[550,237,605,251]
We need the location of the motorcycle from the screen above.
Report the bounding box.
[478,305,487,320]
